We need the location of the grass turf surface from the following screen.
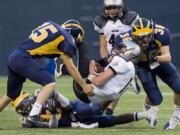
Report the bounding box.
[0,76,179,135]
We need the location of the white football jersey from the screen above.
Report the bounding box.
[89,56,135,103]
[94,20,131,54]
[93,11,138,55]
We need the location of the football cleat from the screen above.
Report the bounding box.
[27,115,49,128]
[145,107,158,128]
[164,115,180,130]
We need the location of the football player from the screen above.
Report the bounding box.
[93,0,139,115]
[55,19,91,79]
[74,43,141,109]
[12,91,156,128]
[87,43,140,106]
[0,20,92,126]
[122,18,180,129]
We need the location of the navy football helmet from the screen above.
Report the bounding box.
[131,18,155,49]
[11,92,36,116]
[62,19,84,44]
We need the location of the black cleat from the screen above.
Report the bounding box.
[27,115,49,128]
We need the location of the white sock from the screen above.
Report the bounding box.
[173,105,180,118]
[29,102,42,116]
[137,112,146,120]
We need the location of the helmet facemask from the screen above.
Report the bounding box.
[132,32,154,50]
[105,6,122,19]
[132,19,155,50]
[104,0,124,19]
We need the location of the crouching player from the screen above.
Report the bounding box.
[12,91,156,128]
[0,20,92,126]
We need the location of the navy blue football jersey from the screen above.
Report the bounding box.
[115,23,172,62]
[20,21,77,58]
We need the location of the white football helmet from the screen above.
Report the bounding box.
[104,0,123,7]
[111,41,141,63]
[104,0,124,18]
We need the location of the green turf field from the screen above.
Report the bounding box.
[0,76,179,135]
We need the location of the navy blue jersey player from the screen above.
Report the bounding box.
[122,18,180,129]
[0,20,92,126]
[12,91,155,128]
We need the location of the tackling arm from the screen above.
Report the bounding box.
[100,34,109,58]
[61,54,93,95]
[156,46,171,63]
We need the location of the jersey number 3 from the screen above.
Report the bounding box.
[30,22,58,43]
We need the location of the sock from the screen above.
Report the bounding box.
[173,105,180,118]
[29,102,42,116]
[137,112,146,120]
[114,113,135,124]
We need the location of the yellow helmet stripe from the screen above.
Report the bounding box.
[139,19,144,28]
[132,23,138,31]
[11,93,29,108]
[132,28,153,36]
[62,23,84,37]
[147,20,151,29]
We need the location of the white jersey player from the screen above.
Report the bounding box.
[92,0,139,114]
[93,0,139,58]
[88,44,140,105]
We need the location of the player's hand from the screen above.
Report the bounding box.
[55,58,64,79]
[89,60,98,75]
[82,84,94,96]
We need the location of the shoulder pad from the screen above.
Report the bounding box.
[93,14,108,29]
[121,11,138,25]
[154,24,172,45]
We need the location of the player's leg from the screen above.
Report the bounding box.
[80,110,158,128]
[156,62,180,129]
[103,98,120,115]
[136,66,161,127]
[22,61,56,117]
[8,51,56,124]
[0,66,26,112]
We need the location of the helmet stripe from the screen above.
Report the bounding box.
[11,93,29,109]
[139,18,144,28]
[62,23,84,37]
[132,23,138,31]
[147,20,151,29]
[132,28,153,36]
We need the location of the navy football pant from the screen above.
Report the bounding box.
[137,62,180,105]
[7,49,55,99]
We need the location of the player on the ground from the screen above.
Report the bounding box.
[12,91,157,128]
[118,17,180,129]
[93,0,140,114]
[0,20,92,126]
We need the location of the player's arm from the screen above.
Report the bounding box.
[100,34,109,58]
[156,46,171,63]
[154,26,172,63]
[91,68,115,86]
[61,54,93,95]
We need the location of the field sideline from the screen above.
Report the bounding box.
[0,76,179,135]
